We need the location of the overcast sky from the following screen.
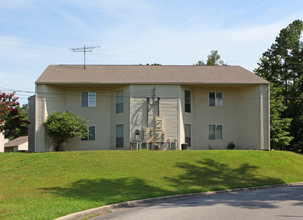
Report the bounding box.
[1,0,303,105]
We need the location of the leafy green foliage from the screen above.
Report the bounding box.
[4,104,29,140]
[140,63,162,65]
[255,19,303,152]
[0,150,303,219]
[269,86,293,149]
[0,92,29,138]
[43,111,89,151]
[227,142,236,150]
[195,50,226,66]
[0,91,19,128]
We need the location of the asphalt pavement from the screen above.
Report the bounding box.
[93,184,303,220]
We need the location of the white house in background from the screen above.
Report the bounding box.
[29,65,270,152]
[4,136,28,152]
[0,130,9,152]
[0,132,28,152]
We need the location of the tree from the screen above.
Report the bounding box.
[255,19,303,152]
[269,85,293,149]
[195,50,226,66]
[0,91,20,132]
[4,104,29,140]
[43,111,89,151]
[140,63,162,65]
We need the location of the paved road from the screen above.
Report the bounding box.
[93,184,303,220]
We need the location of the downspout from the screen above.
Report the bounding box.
[177,87,180,150]
[157,97,160,116]
[147,97,149,127]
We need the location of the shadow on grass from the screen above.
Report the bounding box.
[165,158,285,192]
[40,177,170,203]
[40,159,285,207]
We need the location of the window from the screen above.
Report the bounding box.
[209,125,222,140]
[82,126,95,141]
[185,90,191,113]
[116,90,124,113]
[209,92,222,106]
[116,124,124,147]
[81,92,96,107]
[185,124,191,146]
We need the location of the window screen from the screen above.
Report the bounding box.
[185,90,191,113]
[116,90,124,113]
[185,124,191,146]
[116,124,124,147]
[81,92,96,107]
[216,125,222,139]
[209,92,216,106]
[209,92,222,107]
[209,125,222,140]
[209,125,215,140]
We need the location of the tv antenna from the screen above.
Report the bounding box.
[70,45,101,69]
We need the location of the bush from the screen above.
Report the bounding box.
[43,111,88,151]
[227,142,235,150]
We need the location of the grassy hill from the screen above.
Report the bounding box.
[1,150,303,219]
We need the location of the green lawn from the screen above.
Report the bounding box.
[1,150,303,219]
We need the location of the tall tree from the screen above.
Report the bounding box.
[269,85,293,149]
[195,50,226,66]
[255,19,303,152]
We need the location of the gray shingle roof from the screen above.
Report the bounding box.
[5,136,28,147]
[36,65,269,85]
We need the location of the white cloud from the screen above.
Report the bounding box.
[92,17,299,72]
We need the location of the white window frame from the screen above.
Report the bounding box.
[81,92,96,107]
[209,124,222,140]
[209,92,223,107]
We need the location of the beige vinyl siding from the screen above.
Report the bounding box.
[260,84,270,150]
[33,82,269,152]
[237,85,261,149]
[64,87,112,151]
[35,85,66,152]
[111,86,130,149]
[193,86,238,149]
[180,86,193,149]
[18,142,28,151]
[159,99,178,142]
[130,97,146,142]
[35,85,130,152]
[130,85,179,148]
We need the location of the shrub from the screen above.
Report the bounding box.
[43,111,89,151]
[227,142,235,150]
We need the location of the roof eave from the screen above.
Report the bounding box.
[35,82,270,85]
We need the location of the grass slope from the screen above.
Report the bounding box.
[1,150,303,219]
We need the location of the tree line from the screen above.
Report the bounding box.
[255,20,303,153]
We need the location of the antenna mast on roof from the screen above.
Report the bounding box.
[70,45,101,69]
